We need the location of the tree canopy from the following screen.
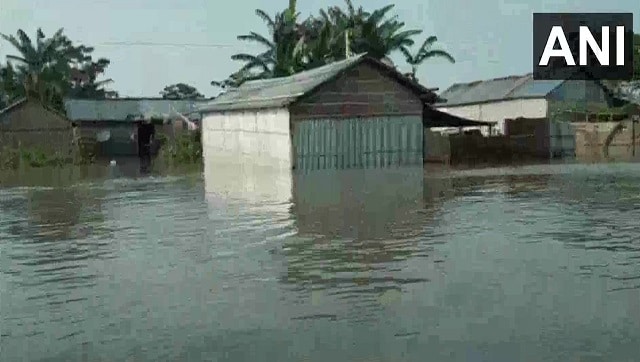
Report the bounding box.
[211,0,455,91]
[160,83,204,100]
[0,28,117,110]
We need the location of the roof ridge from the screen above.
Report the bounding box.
[201,53,437,112]
[444,72,532,91]
[241,53,367,88]
[64,97,209,102]
[503,74,533,98]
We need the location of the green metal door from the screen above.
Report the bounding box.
[292,116,423,171]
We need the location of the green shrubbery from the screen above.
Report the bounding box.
[0,147,70,170]
[0,131,203,171]
[157,130,202,165]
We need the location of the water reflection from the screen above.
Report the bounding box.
[2,163,640,361]
[291,167,425,239]
[204,161,292,203]
[281,167,450,324]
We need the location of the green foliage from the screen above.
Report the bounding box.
[399,36,455,81]
[74,141,98,165]
[213,0,443,89]
[160,83,204,99]
[0,146,69,170]
[158,130,202,165]
[0,28,116,112]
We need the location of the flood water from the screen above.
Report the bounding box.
[1,162,640,361]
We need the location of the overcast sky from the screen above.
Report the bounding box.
[1,0,638,97]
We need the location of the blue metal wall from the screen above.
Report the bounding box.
[292,116,423,171]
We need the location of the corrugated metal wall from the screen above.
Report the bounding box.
[549,120,576,158]
[292,116,423,171]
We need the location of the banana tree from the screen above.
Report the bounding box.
[400,35,455,81]
[0,28,71,104]
[350,4,422,59]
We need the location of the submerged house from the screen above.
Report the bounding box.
[0,98,74,155]
[436,73,620,157]
[200,53,443,172]
[64,98,205,158]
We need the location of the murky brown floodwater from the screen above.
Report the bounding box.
[1,162,640,361]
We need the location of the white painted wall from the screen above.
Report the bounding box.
[435,98,548,135]
[201,107,292,169]
[202,107,293,202]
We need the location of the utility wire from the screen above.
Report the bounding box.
[97,41,235,48]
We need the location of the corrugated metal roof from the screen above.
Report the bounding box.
[201,54,367,112]
[0,98,28,116]
[436,74,564,107]
[424,108,493,127]
[1,98,69,121]
[200,54,438,112]
[65,98,207,121]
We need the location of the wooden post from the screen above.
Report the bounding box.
[633,115,638,157]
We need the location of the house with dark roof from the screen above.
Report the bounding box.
[0,98,75,156]
[436,73,619,133]
[435,73,623,157]
[64,98,206,158]
[200,53,478,172]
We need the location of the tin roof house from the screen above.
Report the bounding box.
[199,53,450,176]
[64,98,206,158]
[436,73,620,135]
[0,98,75,156]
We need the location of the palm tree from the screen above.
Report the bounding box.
[2,29,117,107]
[211,68,264,92]
[218,1,426,86]
[231,9,306,78]
[349,4,422,59]
[310,0,367,60]
[0,28,71,104]
[67,50,117,99]
[400,35,455,81]
[231,0,306,80]
[310,1,419,60]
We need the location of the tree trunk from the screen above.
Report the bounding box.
[603,121,625,159]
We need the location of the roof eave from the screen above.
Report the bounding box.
[0,97,28,116]
[424,107,494,127]
[201,54,439,113]
[435,95,548,108]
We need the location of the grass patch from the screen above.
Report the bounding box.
[0,147,75,170]
[157,130,202,166]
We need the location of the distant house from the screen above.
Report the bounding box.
[436,74,619,135]
[64,98,206,158]
[436,73,623,157]
[0,98,74,155]
[199,53,446,172]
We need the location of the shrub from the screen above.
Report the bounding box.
[0,146,71,170]
[158,130,202,165]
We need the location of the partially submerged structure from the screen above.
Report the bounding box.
[64,98,204,158]
[436,73,621,157]
[0,98,74,155]
[200,54,444,173]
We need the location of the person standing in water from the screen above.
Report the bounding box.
[137,122,155,173]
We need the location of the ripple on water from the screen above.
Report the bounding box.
[2,165,640,361]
